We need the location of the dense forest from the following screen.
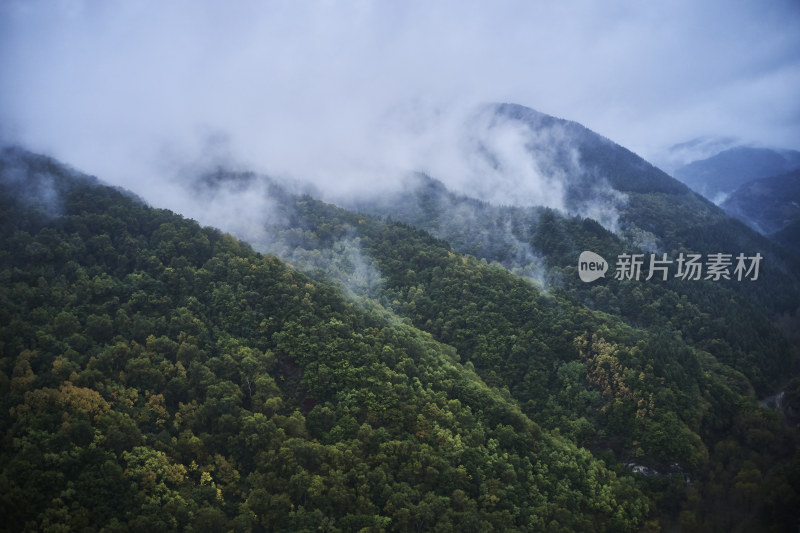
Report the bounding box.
[2,146,800,531]
[349,173,799,394]
[262,176,800,530]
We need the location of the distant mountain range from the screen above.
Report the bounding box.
[673,146,800,202]
[656,136,741,174]
[669,145,800,251]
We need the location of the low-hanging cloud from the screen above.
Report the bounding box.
[1,0,798,216]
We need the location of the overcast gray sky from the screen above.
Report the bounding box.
[1,0,799,203]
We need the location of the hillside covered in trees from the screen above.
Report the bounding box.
[2,145,800,532]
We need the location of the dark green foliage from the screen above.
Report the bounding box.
[250,172,800,530]
[351,171,799,394]
[2,146,799,531]
[1,148,654,531]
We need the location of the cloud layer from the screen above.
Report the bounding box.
[1,0,799,209]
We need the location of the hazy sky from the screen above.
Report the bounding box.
[1,0,799,203]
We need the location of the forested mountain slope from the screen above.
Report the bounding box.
[773,218,800,256]
[349,173,797,393]
[181,151,800,528]
[2,146,800,531]
[721,168,800,238]
[343,104,800,397]
[0,147,655,531]
[345,104,800,317]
